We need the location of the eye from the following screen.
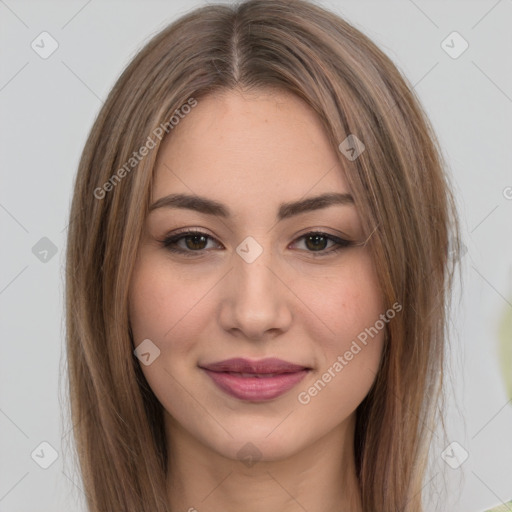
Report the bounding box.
[290,231,353,256]
[160,230,222,256]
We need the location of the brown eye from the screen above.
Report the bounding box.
[161,230,222,256]
[292,232,352,255]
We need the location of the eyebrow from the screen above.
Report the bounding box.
[149,192,354,221]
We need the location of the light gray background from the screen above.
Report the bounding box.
[1,0,511,511]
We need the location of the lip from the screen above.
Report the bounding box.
[200,358,311,402]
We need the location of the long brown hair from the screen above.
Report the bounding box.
[64,1,461,510]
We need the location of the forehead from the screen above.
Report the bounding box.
[152,89,350,205]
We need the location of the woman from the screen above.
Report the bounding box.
[65,1,462,510]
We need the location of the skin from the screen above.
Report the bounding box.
[128,88,386,512]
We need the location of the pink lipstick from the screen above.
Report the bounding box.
[200,357,310,401]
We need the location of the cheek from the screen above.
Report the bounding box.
[128,253,215,345]
[295,249,384,345]
[127,254,212,414]
[128,251,229,412]
[293,251,385,408]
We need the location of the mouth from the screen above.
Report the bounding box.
[199,358,311,402]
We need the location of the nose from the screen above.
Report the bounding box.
[218,240,293,341]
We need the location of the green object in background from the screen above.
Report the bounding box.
[483,277,512,512]
[485,281,512,512]
[484,501,512,512]
[498,291,512,401]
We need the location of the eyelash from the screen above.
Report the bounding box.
[159,229,353,258]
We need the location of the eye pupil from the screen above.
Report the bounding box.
[305,234,327,251]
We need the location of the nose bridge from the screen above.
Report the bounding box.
[237,249,275,295]
[218,235,292,338]
[234,235,280,307]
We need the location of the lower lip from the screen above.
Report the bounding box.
[202,369,309,401]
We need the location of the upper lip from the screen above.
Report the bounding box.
[200,357,309,374]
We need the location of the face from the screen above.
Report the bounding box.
[128,88,386,463]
